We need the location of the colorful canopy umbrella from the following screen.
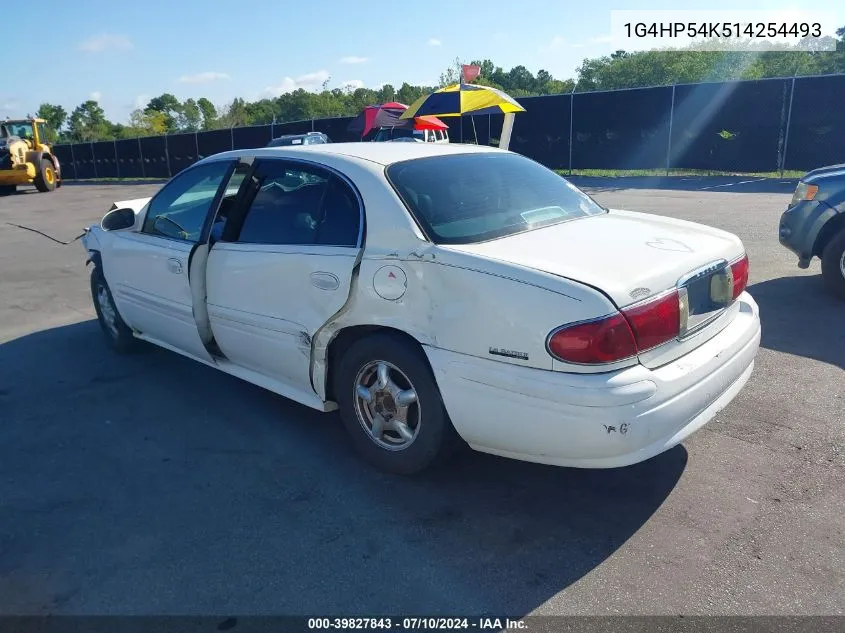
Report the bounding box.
[399,83,526,119]
[399,83,525,150]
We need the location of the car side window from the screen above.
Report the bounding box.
[235,161,360,247]
[315,176,360,246]
[142,160,233,242]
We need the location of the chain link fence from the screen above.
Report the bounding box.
[52,74,845,181]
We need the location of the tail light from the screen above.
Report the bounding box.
[730,254,749,300]
[621,290,681,351]
[548,255,748,366]
[547,314,637,365]
[547,290,680,365]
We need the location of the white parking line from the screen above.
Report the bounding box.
[699,178,766,190]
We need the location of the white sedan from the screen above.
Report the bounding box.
[80,143,761,475]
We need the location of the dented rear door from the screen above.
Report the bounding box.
[204,158,363,396]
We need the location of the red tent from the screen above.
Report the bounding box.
[347,103,448,137]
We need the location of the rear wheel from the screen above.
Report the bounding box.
[91,267,139,353]
[821,230,845,300]
[334,332,461,475]
[34,159,57,192]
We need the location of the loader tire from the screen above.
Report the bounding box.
[34,159,57,192]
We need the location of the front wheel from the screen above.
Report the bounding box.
[821,230,845,300]
[90,267,139,353]
[334,332,461,475]
[34,159,57,192]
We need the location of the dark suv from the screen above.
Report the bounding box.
[779,163,845,299]
[267,132,330,147]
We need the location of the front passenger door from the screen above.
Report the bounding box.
[104,159,236,361]
[205,159,364,395]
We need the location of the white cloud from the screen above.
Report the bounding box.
[428,37,442,46]
[339,79,365,92]
[90,91,102,102]
[79,34,133,53]
[1,100,20,111]
[263,70,331,97]
[340,56,368,64]
[178,71,230,84]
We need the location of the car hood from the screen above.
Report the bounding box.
[442,208,744,308]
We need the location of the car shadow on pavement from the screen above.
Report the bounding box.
[0,320,686,616]
[749,275,845,369]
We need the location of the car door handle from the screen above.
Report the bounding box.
[311,272,340,290]
[166,258,184,274]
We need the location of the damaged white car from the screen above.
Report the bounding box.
[81,143,761,474]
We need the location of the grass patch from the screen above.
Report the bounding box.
[556,168,806,178]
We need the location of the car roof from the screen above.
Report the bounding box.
[274,132,324,139]
[201,141,505,167]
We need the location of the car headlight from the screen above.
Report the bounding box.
[789,181,818,208]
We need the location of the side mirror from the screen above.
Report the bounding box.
[101,207,136,231]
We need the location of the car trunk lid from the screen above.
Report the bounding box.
[445,209,747,368]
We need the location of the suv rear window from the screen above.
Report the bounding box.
[385,152,606,245]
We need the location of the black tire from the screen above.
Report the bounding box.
[821,230,845,301]
[334,332,461,475]
[33,159,57,192]
[90,267,139,353]
[0,185,15,196]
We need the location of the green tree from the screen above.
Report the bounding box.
[217,98,249,127]
[68,100,112,142]
[196,97,218,130]
[35,103,67,141]
[178,98,202,131]
[145,93,182,132]
[127,109,168,136]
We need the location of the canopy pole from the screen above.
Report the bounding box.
[499,113,515,150]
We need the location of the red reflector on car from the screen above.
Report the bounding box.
[730,255,749,300]
[547,313,638,364]
[621,290,681,352]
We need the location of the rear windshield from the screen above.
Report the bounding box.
[385,152,606,244]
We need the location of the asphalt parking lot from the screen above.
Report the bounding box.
[1,179,843,617]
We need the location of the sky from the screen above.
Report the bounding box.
[1,0,842,124]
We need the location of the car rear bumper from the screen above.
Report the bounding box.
[425,291,761,469]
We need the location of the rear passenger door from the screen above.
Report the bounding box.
[205,158,364,395]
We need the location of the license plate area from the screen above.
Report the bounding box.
[678,260,732,339]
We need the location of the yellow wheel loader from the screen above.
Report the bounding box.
[0,117,62,195]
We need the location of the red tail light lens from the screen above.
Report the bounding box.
[730,255,749,300]
[547,290,682,365]
[547,314,637,364]
[621,290,681,352]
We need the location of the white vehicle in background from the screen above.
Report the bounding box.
[81,142,760,475]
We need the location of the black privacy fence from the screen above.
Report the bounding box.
[52,75,845,181]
